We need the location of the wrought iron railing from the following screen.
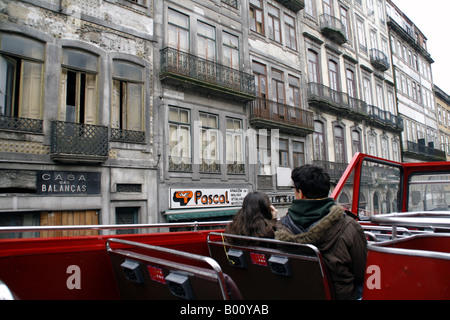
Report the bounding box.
[110,128,145,144]
[319,14,348,44]
[307,82,368,115]
[368,105,403,130]
[160,47,256,98]
[404,140,446,160]
[369,49,390,71]
[50,121,109,160]
[200,161,221,174]
[0,115,43,133]
[227,162,245,174]
[249,98,314,130]
[169,156,192,172]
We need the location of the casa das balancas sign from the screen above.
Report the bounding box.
[37,171,101,195]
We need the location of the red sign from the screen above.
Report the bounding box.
[147,265,166,284]
[250,252,267,267]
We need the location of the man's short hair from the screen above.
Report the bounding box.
[291,165,331,199]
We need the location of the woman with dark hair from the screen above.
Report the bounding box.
[225,192,278,243]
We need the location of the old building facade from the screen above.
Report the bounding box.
[0,0,158,236]
[386,0,445,162]
[0,0,447,234]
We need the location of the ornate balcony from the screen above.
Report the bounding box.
[160,47,256,102]
[307,83,403,132]
[367,105,404,132]
[319,14,348,45]
[274,0,305,13]
[307,82,368,120]
[370,49,390,72]
[249,98,314,136]
[403,140,447,162]
[50,121,109,163]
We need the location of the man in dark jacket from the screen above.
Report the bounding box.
[275,165,367,300]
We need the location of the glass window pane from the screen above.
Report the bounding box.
[63,48,98,72]
[113,60,143,82]
[0,33,45,60]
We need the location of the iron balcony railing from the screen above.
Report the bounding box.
[307,83,403,131]
[249,98,314,131]
[369,49,390,71]
[160,47,256,99]
[50,121,109,161]
[0,115,43,134]
[404,140,447,160]
[368,105,404,130]
[307,82,368,116]
[319,14,348,45]
[110,128,145,144]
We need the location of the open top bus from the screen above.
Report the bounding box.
[0,153,449,300]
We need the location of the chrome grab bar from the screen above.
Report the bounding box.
[106,238,229,299]
[0,220,230,234]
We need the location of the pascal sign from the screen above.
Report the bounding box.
[170,188,248,209]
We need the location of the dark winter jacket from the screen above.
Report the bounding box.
[276,199,367,300]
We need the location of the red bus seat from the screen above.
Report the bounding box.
[207,232,334,300]
[363,234,450,300]
[106,238,241,300]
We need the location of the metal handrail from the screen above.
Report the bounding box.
[0,220,230,234]
[106,237,229,299]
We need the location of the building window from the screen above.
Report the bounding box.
[376,84,384,110]
[307,50,320,84]
[272,68,285,104]
[226,118,244,174]
[115,207,138,235]
[279,139,289,167]
[199,112,220,173]
[381,136,389,159]
[340,7,351,40]
[328,60,339,102]
[357,19,367,52]
[267,4,281,43]
[257,132,271,175]
[169,107,191,171]
[334,125,345,163]
[223,32,239,70]
[197,21,216,62]
[250,0,264,35]
[293,141,305,167]
[0,33,44,120]
[60,48,98,124]
[352,130,362,155]
[288,75,301,111]
[285,14,297,50]
[253,61,268,100]
[392,140,400,162]
[313,120,326,161]
[346,69,357,108]
[305,0,316,17]
[368,131,377,156]
[111,60,144,133]
[168,9,189,52]
[363,76,372,105]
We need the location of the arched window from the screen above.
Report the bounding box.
[313,120,326,161]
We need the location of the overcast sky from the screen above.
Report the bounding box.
[391,0,450,94]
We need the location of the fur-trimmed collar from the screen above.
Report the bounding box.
[275,205,346,246]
